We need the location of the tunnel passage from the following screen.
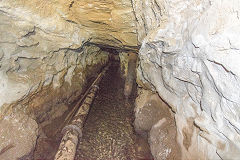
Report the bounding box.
[1,1,239,159]
[75,61,152,159]
[33,55,152,159]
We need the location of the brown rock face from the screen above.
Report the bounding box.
[134,89,181,160]
[68,0,138,48]
[0,5,110,158]
[0,0,149,159]
[0,0,138,49]
[0,0,138,157]
[0,112,38,160]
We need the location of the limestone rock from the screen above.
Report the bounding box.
[149,118,181,160]
[0,0,138,49]
[134,89,181,160]
[134,89,170,134]
[135,0,240,159]
[1,0,240,159]
[0,8,109,158]
[0,112,38,160]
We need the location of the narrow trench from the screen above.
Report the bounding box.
[34,57,153,159]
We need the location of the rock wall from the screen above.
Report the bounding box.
[1,0,240,159]
[134,89,181,160]
[0,0,137,49]
[0,10,109,159]
[134,0,240,159]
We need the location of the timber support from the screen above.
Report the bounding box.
[124,52,137,99]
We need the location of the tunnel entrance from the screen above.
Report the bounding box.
[33,59,153,159]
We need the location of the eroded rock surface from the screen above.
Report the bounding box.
[0,0,137,49]
[134,0,240,159]
[0,8,109,159]
[0,112,38,160]
[134,89,180,160]
[1,0,240,159]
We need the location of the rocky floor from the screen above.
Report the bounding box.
[34,61,152,160]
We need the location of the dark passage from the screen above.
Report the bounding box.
[75,62,152,159]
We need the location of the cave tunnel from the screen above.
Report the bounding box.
[0,0,240,160]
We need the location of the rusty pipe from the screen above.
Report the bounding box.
[54,63,110,160]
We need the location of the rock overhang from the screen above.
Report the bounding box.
[0,0,139,50]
